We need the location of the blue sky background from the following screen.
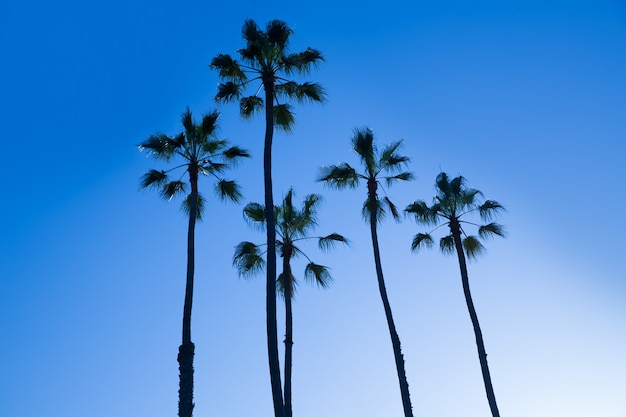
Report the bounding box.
[1,1,625,416]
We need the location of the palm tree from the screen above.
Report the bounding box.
[210,19,325,417]
[138,108,249,417]
[405,172,505,417]
[233,188,348,417]
[318,128,415,417]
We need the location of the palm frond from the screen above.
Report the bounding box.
[296,82,326,102]
[202,139,227,155]
[170,133,185,149]
[318,233,350,251]
[478,222,506,239]
[382,196,400,221]
[362,198,384,224]
[384,171,414,186]
[242,19,263,44]
[440,234,455,255]
[215,82,243,103]
[283,188,295,217]
[140,169,168,190]
[463,235,485,258]
[238,44,262,65]
[291,216,317,238]
[352,128,376,173]
[304,262,333,287]
[479,200,505,221]
[461,188,481,207]
[449,175,466,197]
[275,273,286,298]
[200,161,226,175]
[405,200,440,226]
[138,134,178,160]
[277,195,296,234]
[181,108,194,135]
[200,110,220,137]
[266,19,292,49]
[274,81,298,98]
[298,48,325,66]
[279,213,296,234]
[274,81,325,103]
[411,233,434,252]
[385,155,411,168]
[273,104,295,132]
[379,140,405,168]
[282,48,324,74]
[161,180,187,201]
[243,202,266,227]
[215,179,242,203]
[301,193,321,217]
[239,20,265,66]
[240,96,263,119]
[435,172,452,196]
[233,241,266,277]
[182,192,204,220]
[276,271,299,299]
[210,54,246,80]
[222,146,251,161]
[317,164,359,189]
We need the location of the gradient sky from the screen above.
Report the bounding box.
[1,1,625,416]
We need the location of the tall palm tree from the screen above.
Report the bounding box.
[318,128,415,417]
[405,172,505,417]
[138,108,249,417]
[210,19,325,417]
[233,188,348,417]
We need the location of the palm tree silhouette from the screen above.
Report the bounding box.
[318,128,415,417]
[139,108,249,417]
[405,172,505,417]
[211,21,325,417]
[233,188,348,417]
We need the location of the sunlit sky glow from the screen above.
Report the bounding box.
[1,1,625,416]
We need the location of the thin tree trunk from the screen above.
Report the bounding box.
[179,168,198,417]
[283,251,294,417]
[367,186,414,417]
[263,83,285,417]
[451,224,500,417]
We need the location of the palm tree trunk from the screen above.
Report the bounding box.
[367,192,414,417]
[263,83,285,417]
[179,168,198,417]
[283,253,294,417]
[451,225,500,417]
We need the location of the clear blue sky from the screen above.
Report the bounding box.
[1,1,625,416]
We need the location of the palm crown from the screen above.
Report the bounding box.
[139,108,249,216]
[233,188,348,293]
[405,172,505,257]
[210,19,326,131]
[317,128,413,222]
